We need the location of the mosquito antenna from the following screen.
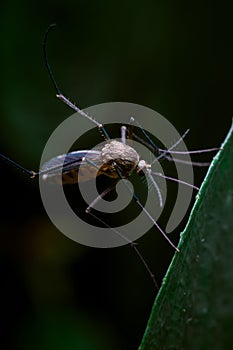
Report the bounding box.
[43,24,110,141]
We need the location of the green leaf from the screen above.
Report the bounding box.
[140,122,233,350]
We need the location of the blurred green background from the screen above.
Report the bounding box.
[0,1,233,349]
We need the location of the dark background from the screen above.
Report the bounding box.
[0,1,232,349]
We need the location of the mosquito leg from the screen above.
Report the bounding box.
[121,126,127,145]
[0,153,36,178]
[163,156,211,167]
[149,170,200,190]
[124,118,215,168]
[160,148,221,155]
[129,117,160,152]
[127,117,135,146]
[85,181,118,213]
[87,203,159,290]
[132,131,217,167]
[0,152,91,179]
[127,117,217,164]
[156,147,220,166]
[83,177,159,289]
[112,162,179,252]
[43,24,110,142]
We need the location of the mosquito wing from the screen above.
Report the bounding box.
[41,150,102,184]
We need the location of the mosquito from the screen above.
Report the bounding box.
[0,25,219,290]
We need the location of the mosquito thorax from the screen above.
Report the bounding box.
[99,140,140,178]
